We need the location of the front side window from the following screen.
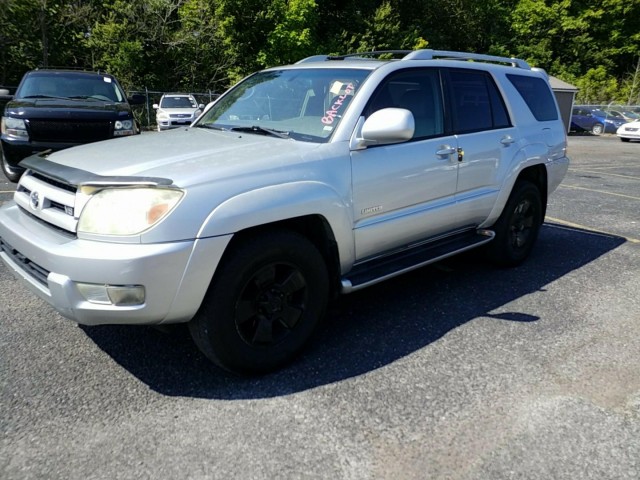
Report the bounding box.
[16,72,126,103]
[195,68,372,142]
[365,68,445,139]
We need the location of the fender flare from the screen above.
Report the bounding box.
[198,181,356,271]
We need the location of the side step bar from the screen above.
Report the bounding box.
[341,229,495,293]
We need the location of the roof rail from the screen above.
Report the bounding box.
[403,49,531,69]
[296,49,530,69]
[296,51,412,63]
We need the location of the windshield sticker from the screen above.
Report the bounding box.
[322,82,355,125]
[103,77,112,83]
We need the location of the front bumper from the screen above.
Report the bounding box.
[617,125,640,140]
[1,135,79,167]
[0,201,231,325]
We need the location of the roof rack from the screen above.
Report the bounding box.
[403,50,530,69]
[296,49,530,69]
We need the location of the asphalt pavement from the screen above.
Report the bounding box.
[1,134,639,479]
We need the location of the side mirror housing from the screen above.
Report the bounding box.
[352,108,415,149]
[0,88,13,101]
[128,94,146,106]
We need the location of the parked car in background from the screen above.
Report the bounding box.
[0,69,144,182]
[606,109,640,122]
[153,93,204,131]
[617,120,640,142]
[570,106,627,135]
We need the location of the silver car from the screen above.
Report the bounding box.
[0,50,569,374]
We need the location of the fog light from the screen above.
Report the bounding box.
[77,283,145,306]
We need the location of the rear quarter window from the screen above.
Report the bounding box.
[507,74,558,121]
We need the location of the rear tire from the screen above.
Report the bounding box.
[591,123,604,135]
[189,229,329,375]
[485,180,543,267]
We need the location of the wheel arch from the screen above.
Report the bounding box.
[481,161,548,229]
[516,164,548,221]
[228,216,343,298]
[198,182,355,297]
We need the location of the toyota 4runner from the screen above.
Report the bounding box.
[0,50,569,374]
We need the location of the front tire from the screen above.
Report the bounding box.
[591,123,604,135]
[485,180,543,267]
[189,229,329,375]
[1,153,24,183]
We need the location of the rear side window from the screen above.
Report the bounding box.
[507,74,558,121]
[447,69,511,133]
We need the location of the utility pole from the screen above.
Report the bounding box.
[628,57,640,106]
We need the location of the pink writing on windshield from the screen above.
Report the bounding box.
[321,83,355,125]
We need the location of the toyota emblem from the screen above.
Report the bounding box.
[30,191,40,210]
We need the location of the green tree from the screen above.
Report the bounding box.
[257,0,318,67]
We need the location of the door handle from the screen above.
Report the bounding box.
[436,146,456,156]
[500,135,516,146]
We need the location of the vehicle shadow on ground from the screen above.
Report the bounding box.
[82,223,626,399]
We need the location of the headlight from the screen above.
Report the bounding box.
[156,112,169,120]
[1,116,29,139]
[113,119,135,136]
[78,187,184,235]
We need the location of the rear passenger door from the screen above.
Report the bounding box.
[351,68,461,260]
[445,68,518,226]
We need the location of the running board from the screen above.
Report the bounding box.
[341,229,495,293]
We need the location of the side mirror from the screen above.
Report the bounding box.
[352,108,415,149]
[198,104,205,109]
[0,88,13,101]
[152,104,159,110]
[128,93,146,106]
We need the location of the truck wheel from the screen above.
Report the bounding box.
[1,154,24,183]
[189,229,329,375]
[485,180,542,267]
[591,123,604,135]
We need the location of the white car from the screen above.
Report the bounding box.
[153,93,204,131]
[617,120,640,142]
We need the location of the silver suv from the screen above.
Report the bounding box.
[0,50,569,374]
[153,93,204,131]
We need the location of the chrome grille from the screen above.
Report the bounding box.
[14,170,80,234]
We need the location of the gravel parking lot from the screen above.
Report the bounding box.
[1,134,639,479]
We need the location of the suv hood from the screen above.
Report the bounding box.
[36,127,323,186]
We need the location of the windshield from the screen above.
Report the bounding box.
[160,96,197,109]
[16,72,126,102]
[195,68,372,142]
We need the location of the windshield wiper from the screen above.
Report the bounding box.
[230,125,290,139]
[22,94,69,100]
[194,124,228,131]
[68,95,103,101]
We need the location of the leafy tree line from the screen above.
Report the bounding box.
[1,0,639,104]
